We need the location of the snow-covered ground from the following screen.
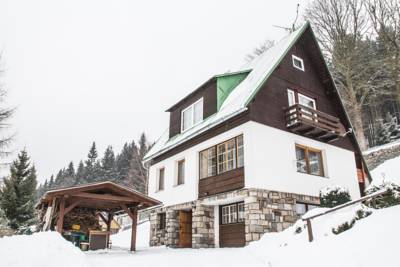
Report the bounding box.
[2,204,399,267]
[370,155,400,187]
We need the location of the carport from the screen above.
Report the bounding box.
[37,181,161,251]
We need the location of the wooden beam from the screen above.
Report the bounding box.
[71,192,137,203]
[56,197,65,233]
[306,219,313,242]
[107,212,113,232]
[120,204,135,220]
[46,197,57,231]
[130,208,138,252]
[98,212,108,224]
[64,200,81,216]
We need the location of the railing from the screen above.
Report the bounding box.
[284,104,342,135]
[302,189,389,242]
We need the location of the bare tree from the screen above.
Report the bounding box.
[305,0,377,150]
[365,0,400,103]
[245,40,275,62]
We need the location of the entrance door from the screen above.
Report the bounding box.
[179,210,192,248]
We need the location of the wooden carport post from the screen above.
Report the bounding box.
[56,196,66,233]
[121,204,138,252]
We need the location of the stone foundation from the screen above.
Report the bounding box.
[149,188,319,247]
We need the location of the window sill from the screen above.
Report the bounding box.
[155,189,164,193]
[173,183,185,188]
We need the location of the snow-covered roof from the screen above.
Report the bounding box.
[144,22,310,162]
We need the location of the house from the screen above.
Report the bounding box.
[142,22,369,249]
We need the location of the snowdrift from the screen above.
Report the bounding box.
[111,220,150,249]
[0,231,88,267]
[371,155,400,187]
[248,204,400,267]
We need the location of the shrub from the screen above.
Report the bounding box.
[365,182,400,209]
[332,207,372,235]
[319,186,351,208]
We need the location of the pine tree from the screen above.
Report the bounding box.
[75,160,85,185]
[102,146,117,181]
[0,150,38,230]
[375,120,391,145]
[48,175,55,189]
[86,142,98,168]
[85,142,99,183]
[62,161,75,186]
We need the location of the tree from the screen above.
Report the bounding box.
[75,160,85,185]
[102,146,117,181]
[85,142,99,183]
[48,175,55,189]
[245,39,275,62]
[305,0,374,150]
[365,0,400,103]
[0,150,37,229]
[86,142,98,168]
[0,54,14,159]
[374,119,391,145]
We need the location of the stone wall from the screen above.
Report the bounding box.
[364,142,400,170]
[149,188,319,248]
[244,189,319,244]
[192,203,214,248]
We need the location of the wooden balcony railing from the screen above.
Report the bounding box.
[284,104,344,142]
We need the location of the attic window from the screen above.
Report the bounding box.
[292,55,304,71]
[181,98,203,132]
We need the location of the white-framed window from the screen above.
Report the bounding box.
[221,202,245,225]
[287,89,316,109]
[176,159,185,185]
[157,167,165,191]
[181,98,203,132]
[292,55,305,71]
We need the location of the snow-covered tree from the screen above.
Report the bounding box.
[0,150,38,230]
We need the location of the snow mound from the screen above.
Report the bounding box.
[0,231,88,267]
[111,220,150,249]
[248,204,399,267]
[370,155,400,187]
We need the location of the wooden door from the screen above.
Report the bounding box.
[179,210,192,248]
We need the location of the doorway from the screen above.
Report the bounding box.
[179,210,192,248]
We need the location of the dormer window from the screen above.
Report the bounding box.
[181,98,203,132]
[292,55,304,71]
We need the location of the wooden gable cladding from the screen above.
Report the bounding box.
[168,78,217,138]
[248,27,355,152]
[198,167,244,197]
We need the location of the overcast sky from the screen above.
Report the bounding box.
[0,0,309,183]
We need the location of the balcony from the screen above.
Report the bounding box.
[284,104,344,142]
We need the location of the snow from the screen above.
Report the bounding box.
[0,231,88,267]
[144,22,310,162]
[319,185,349,197]
[370,155,400,187]
[1,204,399,267]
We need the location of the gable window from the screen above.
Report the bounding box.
[157,167,165,191]
[176,159,185,185]
[200,135,244,179]
[295,144,324,176]
[181,98,203,132]
[158,212,166,230]
[295,202,319,216]
[220,202,245,225]
[287,89,316,109]
[292,55,304,71]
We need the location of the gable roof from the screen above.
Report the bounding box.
[143,22,310,162]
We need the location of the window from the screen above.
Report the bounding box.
[295,145,324,176]
[181,98,203,132]
[292,55,304,71]
[177,159,185,185]
[220,202,245,225]
[199,135,244,179]
[157,167,165,191]
[236,135,244,168]
[217,138,236,173]
[158,213,166,230]
[287,89,316,109]
[295,202,319,216]
[200,147,217,179]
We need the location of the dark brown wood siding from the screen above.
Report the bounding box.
[199,167,244,197]
[219,223,245,247]
[248,28,355,152]
[168,79,217,138]
[152,111,250,165]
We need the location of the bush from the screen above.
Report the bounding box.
[365,182,400,209]
[332,207,372,235]
[319,186,352,208]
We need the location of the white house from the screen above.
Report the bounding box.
[143,22,369,248]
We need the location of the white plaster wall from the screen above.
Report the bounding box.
[148,124,250,206]
[244,121,361,200]
[148,121,361,206]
